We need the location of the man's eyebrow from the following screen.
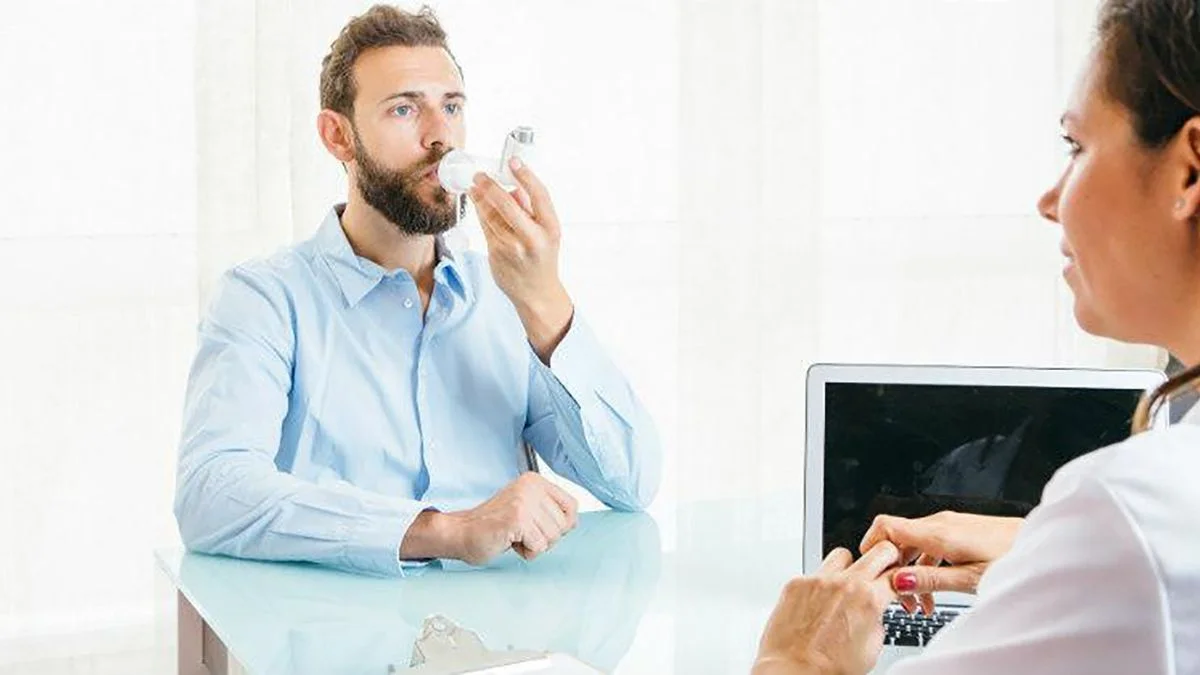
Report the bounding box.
[380,91,467,105]
[381,91,423,105]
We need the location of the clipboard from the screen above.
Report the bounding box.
[402,615,602,674]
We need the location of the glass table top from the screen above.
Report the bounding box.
[157,496,808,674]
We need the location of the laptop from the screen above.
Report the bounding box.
[803,363,1165,671]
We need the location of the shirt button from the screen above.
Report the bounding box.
[404,298,414,309]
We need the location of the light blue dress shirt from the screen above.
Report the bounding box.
[174,206,661,577]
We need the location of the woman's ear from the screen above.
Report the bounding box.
[1172,117,1200,223]
[317,110,356,164]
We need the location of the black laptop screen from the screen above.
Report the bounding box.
[821,382,1143,555]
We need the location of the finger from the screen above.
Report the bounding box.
[869,576,899,612]
[473,172,538,240]
[544,481,579,529]
[920,594,936,616]
[900,545,922,567]
[861,515,941,557]
[537,497,569,543]
[529,508,560,551]
[519,523,551,559]
[847,540,900,581]
[520,481,568,549]
[469,198,506,253]
[513,542,535,561]
[508,158,559,229]
[818,547,853,575]
[916,554,941,617]
[900,595,919,615]
[891,563,982,596]
[513,185,533,215]
[468,184,516,241]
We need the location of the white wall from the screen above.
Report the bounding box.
[0,0,196,665]
[676,0,1157,508]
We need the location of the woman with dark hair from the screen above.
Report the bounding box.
[753,2,1200,673]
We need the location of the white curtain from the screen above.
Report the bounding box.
[2,0,1158,669]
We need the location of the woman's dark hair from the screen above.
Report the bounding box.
[1098,1,1200,431]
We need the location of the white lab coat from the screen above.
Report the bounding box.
[890,406,1200,675]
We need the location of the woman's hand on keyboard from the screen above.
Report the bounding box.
[859,512,1024,615]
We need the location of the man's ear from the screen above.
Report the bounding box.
[317,109,356,164]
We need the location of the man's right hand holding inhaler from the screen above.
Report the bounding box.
[399,473,579,565]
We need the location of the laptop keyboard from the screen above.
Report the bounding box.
[882,606,960,647]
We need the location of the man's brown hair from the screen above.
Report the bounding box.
[319,4,459,117]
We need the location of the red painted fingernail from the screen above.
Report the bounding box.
[894,572,917,592]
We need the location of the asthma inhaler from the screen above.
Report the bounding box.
[496,126,535,185]
[437,126,536,194]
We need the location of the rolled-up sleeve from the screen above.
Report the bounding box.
[173,266,433,577]
[522,313,662,511]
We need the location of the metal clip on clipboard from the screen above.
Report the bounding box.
[402,615,601,674]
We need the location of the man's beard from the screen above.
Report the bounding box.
[351,132,464,237]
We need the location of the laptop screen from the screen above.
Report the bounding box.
[821,382,1143,556]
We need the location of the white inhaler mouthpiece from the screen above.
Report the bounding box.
[436,149,485,194]
[436,126,536,194]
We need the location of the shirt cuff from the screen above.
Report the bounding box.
[343,502,436,578]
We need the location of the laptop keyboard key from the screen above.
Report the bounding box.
[882,606,961,648]
[895,632,921,647]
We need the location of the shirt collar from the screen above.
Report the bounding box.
[433,235,471,303]
[316,204,471,308]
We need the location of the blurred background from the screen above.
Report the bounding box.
[0,0,1157,671]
